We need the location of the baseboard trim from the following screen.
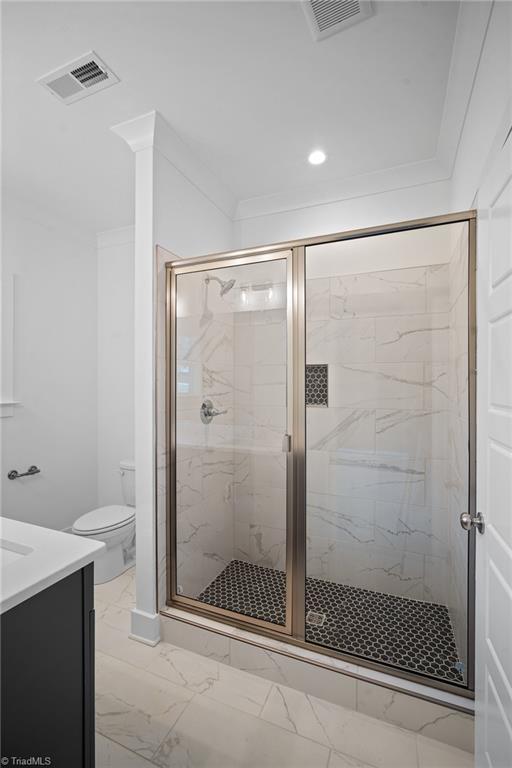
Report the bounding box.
[130,608,160,645]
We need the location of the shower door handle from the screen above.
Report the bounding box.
[460,511,485,533]
[282,434,292,453]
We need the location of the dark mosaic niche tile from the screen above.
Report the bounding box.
[306,364,328,407]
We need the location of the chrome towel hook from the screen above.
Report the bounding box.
[7,465,41,480]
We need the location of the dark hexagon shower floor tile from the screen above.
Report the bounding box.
[198,559,465,685]
[198,560,287,625]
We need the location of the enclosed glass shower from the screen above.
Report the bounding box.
[167,213,475,691]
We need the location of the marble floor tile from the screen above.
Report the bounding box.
[96,652,193,761]
[151,694,330,768]
[229,637,357,709]
[260,684,331,743]
[306,696,419,768]
[95,570,473,768]
[261,682,424,768]
[416,736,474,768]
[328,752,376,768]
[161,616,231,664]
[144,643,221,691]
[356,682,473,752]
[95,566,136,609]
[96,733,158,767]
[95,602,157,671]
[147,641,272,715]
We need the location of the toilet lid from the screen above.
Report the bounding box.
[73,505,135,534]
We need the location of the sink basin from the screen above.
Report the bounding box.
[0,517,105,614]
[0,538,34,567]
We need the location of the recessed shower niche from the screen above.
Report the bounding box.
[166,212,476,693]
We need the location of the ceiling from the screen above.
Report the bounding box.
[2,1,465,234]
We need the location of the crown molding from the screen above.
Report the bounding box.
[234,156,448,221]
[111,111,157,152]
[111,110,237,220]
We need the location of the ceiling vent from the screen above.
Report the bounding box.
[37,51,119,105]
[303,0,373,41]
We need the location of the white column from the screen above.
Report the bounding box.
[112,112,160,644]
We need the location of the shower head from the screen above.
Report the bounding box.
[220,278,236,296]
[204,274,236,296]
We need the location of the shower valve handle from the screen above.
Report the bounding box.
[200,399,227,425]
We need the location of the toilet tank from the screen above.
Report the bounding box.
[120,459,136,507]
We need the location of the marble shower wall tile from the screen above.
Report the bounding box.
[307,408,376,452]
[328,451,426,506]
[235,483,287,529]
[375,313,449,363]
[230,305,288,570]
[234,521,286,571]
[174,273,237,599]
[330,267,427,318]
[375,409,448,460]
[329,362,425,409]
[307,536,427,600]
[307,493,376,545]
[374,500,448,558]
[423,363,450,409]
[307,317,375,364]
[176,490,234,598]
[307,277,331,322]
[306,260,454,606]
[426,263,450,313]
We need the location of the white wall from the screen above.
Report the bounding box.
[1,195,98,530]
[97,226,135,506]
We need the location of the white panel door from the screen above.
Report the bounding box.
[475,120,512,768]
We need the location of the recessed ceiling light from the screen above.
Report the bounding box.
[308,149,326,166]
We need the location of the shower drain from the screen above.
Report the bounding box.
[306,610,326,627]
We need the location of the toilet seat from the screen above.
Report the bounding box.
[72,505,135,536]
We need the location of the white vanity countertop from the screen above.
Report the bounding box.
[0,517,105,615]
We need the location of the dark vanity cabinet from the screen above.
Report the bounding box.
[1,564,95,767]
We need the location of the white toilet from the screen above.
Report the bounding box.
[72,459,136,584]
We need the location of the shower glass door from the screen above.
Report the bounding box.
[170,251,293,632]
[304,222,471,686]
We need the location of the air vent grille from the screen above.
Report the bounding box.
[37,51,119,105]
[311,0,360,31]
[303,0,373,41]
[70,60,109,88]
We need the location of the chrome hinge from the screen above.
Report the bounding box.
[282,433,292,453]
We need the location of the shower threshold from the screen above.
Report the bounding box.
[197,559,464,685]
